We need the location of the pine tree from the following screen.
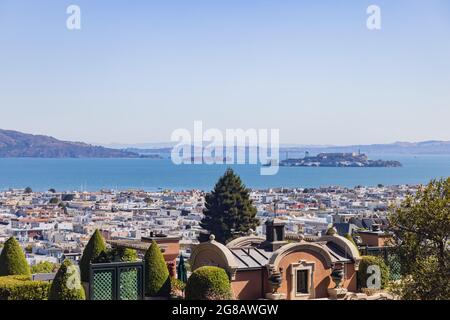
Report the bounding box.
[79,229,107,282]
[144,240,170,297]
[48,259,86,300]
[0,237,31,277]
[200,168,259,244]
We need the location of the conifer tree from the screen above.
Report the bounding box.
[79,229,107,282]
[144,240,170,297]
[200,168,259,244]
[0,236,31,276]
[49,259,85,300]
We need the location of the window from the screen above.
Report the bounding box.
[296,269,309,294]
[290,261,315,299]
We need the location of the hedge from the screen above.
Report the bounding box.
[0,237,31,277]
[0,275,50,300]
[357,255,390,290]
[185,266,232,300]
[144,240,170,297]
[31,261,59,274]
[48,260,85,300]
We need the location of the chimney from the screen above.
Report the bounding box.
[263,219,288,251]
[372,224,380,232]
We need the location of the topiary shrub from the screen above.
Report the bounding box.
[185,266,233,300]
[48,260,85,300]
[357,255,390,290]
[79,229,107,282]
[144,240,170,297]
[170,277,186,299]
[0,275,50,300]
[0,237,31,277]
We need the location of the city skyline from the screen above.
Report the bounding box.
[1,0,450,145]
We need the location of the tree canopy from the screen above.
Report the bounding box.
[389,178,450,300]
[200,168,259,244]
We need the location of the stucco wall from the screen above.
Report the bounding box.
[191,248,228,270]
[277,249,356,299]
[231,269,266,300]
[359,233,379,247]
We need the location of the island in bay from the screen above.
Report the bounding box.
[278,152,402,167]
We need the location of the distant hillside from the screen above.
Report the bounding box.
[0,129,140,158]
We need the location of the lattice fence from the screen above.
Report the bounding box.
[92,269,114,300]
[360,246,402,280]
[90,262,144,300]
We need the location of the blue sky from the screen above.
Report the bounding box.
[0,0,449,145]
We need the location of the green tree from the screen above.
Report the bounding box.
[48,260,85,300]
[200,168,259,244]
[49,197,59,204]
[144,240,170,297]
[109,247,138,262]
[24,187,32,194]
[79,230,107,282]
[185,266,233,300]
[62,194,75,202]
[389,178,450,300]
[0,237,31,277]
[177,255,188,283]
[31,261,59,274]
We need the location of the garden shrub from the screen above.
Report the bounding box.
[357,255,390,290]
[144,240,170,297]
[170,277,186,299]
[48,260,85,300]
[79,229,107,282]
[185,266,232,300]
[0,237,31,277]
[0,275,50,300]
[110,247,138,262]
[31,261,59,274]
